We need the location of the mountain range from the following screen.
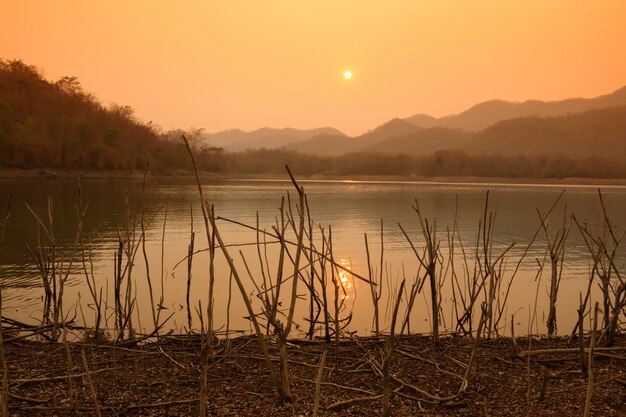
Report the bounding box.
[202,85,626,159]
[405,85,626,131]
[202,127,345,152]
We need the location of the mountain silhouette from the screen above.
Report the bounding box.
[287,118,422,156]
[203,127,345,151]
[405,85,626,131]
[464,106,626,159]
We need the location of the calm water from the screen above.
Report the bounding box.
[1,177,625,336]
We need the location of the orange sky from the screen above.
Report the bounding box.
[2,1,625,135]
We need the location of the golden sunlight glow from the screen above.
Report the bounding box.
[339,259,353,300]
[2,1,626,135]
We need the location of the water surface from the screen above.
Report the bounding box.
[1,177,624,336]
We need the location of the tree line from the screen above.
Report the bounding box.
[221,149,626,179]
[0,59,222,172]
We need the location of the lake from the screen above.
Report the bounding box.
[1,177,625,338]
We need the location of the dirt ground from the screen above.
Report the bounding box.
[2,334,625,416]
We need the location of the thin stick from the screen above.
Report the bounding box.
[578,294,587,378]
[81,347,102,417]
[0,290,9,416]
[583,302,599,417]
[312,349,327,417]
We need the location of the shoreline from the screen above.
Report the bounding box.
[3,167,626,187]
[3,333,625,416]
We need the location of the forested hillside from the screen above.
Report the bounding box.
[0,59,222,172]
[466,106,626,159]
[405,85,626,131]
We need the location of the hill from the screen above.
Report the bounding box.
[367,127,473,156]
[0,59,226,172]
[287,118,423,156]
[203,127,346,151]
[465,106,626,159]
[405,85,626,131]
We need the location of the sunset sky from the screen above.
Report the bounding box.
[1,1,625,135]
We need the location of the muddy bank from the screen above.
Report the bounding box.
[2,334,625,416]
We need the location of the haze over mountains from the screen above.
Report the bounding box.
[4,58,625,179]
[202,85,626,160]
[404,85,626,131]
[202,127,346,152]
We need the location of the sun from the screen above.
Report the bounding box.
[343,70,352,80]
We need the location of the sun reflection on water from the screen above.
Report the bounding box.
[338,259,353,299]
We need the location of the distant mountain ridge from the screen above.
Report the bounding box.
[405,85,626,131]
[286,118,423,156]
[205,84,626,157]
[202,127,345,151]
[463,105,626,160]
[287,105,626,160]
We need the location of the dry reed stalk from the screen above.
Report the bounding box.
[58,274,75,408]
[378,219,384,318]
[399,263,423,336]
[255,213,272,316]
[25,200,56,328]
[208,206,281,395]
[399,197,441,344]
[283,165,306,336]
[578,295,588,378]
[570,214,601,335]
[80,347,101,417]
[325,226,341,371]
[75,179,103,339]
[312,348,327,417]
[536,190,568,336]
[305,197,316,339]
[364,233,377,335]
[187,203,195,331]
[121,191,137,340]
[475,191,517,339]
[114,239,123,332]
[26,198,80,344]
[318,227,331,342]
[0,290,9,417]
[139,157,159,332]
[538,368,549,401]
[225,270,233,351]
[199,306,209,417]
[0,198,10,416]
[525,254,546,417]
[476,195,519,339]
[301,197,325,340]
[364,220,384,337]
[275,165,307,402]
[510,314,518,353]
[583,302,599,417]
[268,197,287,328]
[157,196,168,327]
[183,136,217,353]
[597,192,626,346]
[183,136,281,397]
[216,215,373,284]
[382,279,405,417]
[572,191,626,346]
[453,223,482,335]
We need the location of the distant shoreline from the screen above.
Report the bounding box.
[2,167,626,187]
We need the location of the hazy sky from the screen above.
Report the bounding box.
[2,1,625,135]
